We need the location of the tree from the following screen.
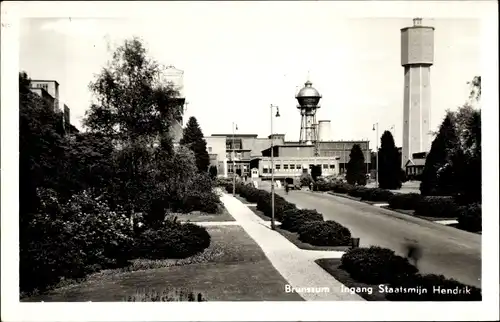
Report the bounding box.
[209,165,218,179]
[84,37,181,215]
[467,76,481,103]
[420,112,459,196]
[346,144,366,186]
[180,116,210,173]
[310,164,322,182]
[378,131,402,189]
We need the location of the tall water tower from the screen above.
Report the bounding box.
[296,79,322,155]
[401,18,434,167]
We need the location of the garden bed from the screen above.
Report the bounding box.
[173,207,235,222]
[315,258,387,301]
[23,225,303,302]
[247,205,273,222]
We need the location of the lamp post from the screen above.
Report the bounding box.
[232,122,238,196]
[270,104,280,230]
[372,123,379,188]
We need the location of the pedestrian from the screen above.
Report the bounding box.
[285,180,289,195]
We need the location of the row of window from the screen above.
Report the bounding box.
[35,84,49,91]
[265,163,336,171]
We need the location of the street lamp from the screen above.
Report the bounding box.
[270,104,280,230]
[232,122,238,196]
[372,123,379,188]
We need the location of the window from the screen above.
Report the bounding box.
[323,164,328,169]
[236,152,242,159]
[263,168,269,173]
[330,164,335,169]
[283,164,289,170]
[296,164,301,169]
[290,164,295,170]
[208,147,212,153]
[275,164,281,170]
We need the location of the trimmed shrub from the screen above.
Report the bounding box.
[347,186,370,198]
[388,193,423,210]
[457,203,482,232]
[135,221,211,259]
[298,220,352,246]
[340,246,418,285]
[361,188,394,202]
[414,196,460,218]
[332,183,355,194]
[281,208,324,232]
[182,190,221,214]
[257,194,296,221]
[386,273,481,301]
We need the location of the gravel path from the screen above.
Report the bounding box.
[220,192,363,301]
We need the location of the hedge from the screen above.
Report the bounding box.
[414,196,460,218]
[386,273,482,301]
[281,208,324,232]
[298,220,352,246]
[257,194,297,221]
[331,183,356,194]
[456,203,482,232]
[340,246,418,285]
[388,193,423,210]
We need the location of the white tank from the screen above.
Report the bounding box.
[163,66,185,98]
[318,120,331,142]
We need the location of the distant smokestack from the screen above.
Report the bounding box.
[318,120,331,142]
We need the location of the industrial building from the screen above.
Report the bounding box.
[401,18,434,168]
[205,79,371,180]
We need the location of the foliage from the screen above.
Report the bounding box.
[388,193,423,210]
[414,196,460,218]
[310,165,322,182]
[126,288,207,302]
[256,193,297,221]
[331,183,356,194]
[180,116,210,173]
[378,131,402,190]
[387,274,481,301]
[298,220,352,246]
[362,188,394,202]
[20,188,134,294]
[456,203,482,232]
[300,172,314,187]
[134,220,211,259]
[340,246,418,285]
[346,144,367,186]
[281,209,323,232]
[209,165,218,179]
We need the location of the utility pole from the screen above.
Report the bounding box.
[270,104,280,230]
[373,123,379,188]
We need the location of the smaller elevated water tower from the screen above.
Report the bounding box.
[296,80,322,151]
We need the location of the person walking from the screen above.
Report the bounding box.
[284,180,289,195]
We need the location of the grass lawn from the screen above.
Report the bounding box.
[23,225,303,302]
[315,258,387,301]
[172,207,235,222]
[247,205,271,222]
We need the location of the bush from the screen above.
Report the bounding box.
[20,189,134,294]
[331,183,355,194]
[347,186,370,198]
[457,203,482,232]
[135,220,211,259]
[257,194,296,221]
[340,246,418,285]
[414,196,460,218]
[298,220,352,246]
[361,188,394,202]
[182,190,221,214]
[281,208,324,232]
[386,273,481,301]
[388,193,423,210]
[300,173,313,187]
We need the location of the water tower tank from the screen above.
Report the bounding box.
[163,66,185,98]
[318,120,331,142]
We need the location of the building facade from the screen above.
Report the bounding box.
[31,80,60,112]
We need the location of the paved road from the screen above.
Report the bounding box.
[262,186,481,288]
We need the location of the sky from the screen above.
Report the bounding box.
[19,7,481,149]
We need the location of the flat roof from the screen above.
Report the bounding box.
[31,79,60,86]
[211,134,258,138]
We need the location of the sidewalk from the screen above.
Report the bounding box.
[220,192,364,301]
